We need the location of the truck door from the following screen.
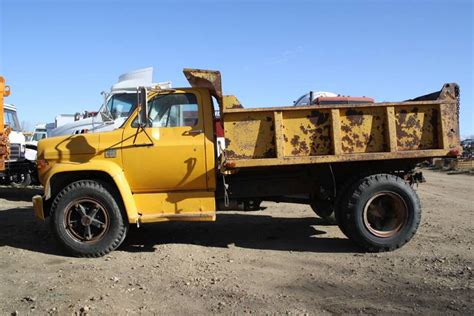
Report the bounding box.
[121,91,209,193]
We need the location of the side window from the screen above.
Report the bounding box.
[4,110,19,131]
[107,93,137,119]
[147,93,199,128]
[4,112,11,126]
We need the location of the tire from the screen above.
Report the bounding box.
[334,177,362,237]
[50,180,128,257]
[11,173,32,188]
[334,170,383,239]
[340,174,421,252]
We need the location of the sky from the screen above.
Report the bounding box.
[0,0,473,136]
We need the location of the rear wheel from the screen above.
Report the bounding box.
[50,180,128,257]
[340,174,421,252]
[334,177,363,237]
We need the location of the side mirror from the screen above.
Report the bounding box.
[100,111,113,123]
[137,87,148,127]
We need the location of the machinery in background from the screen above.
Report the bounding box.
[0,76,10,173]
[2,103,37,187]
[294,91,374,106]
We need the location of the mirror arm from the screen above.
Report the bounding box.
[132,122,154,146]
[132,86,154,146]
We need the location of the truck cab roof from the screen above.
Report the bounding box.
[111,67,171,92]
[4,103,17,111]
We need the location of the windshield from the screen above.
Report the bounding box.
[294,94,311,106]
[32,132,47,141]
[105,93,137,120]
[4,109,21,131]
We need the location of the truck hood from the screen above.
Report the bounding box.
[9,131,26,144]
[49,116,125,137]
[38,133,100,162]
[49,117,96,137]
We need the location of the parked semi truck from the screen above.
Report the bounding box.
[33,69,461,257]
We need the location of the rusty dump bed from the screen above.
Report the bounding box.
[221,83,460,169]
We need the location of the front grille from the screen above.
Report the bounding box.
[9,143,22,161]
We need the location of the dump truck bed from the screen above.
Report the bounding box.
[221,83,460,169]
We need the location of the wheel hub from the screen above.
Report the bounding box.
[80,215,93,226]
[363,192,408,238]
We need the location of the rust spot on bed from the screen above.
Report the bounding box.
[345,109,364,125]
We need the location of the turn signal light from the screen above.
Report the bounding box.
[448,146,462,157]
[37,159,49,169]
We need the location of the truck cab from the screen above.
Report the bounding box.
[29,124,48,144]
[4,103,25,162]
[36,85,216,212]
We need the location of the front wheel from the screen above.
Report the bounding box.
[340,174,421,252]
[50,180,128,257]
[11,173,32,188]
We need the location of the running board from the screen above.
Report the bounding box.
[139,212,216,223]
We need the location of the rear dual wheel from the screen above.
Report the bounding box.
[50,180,128,257]
[338,174,421,252]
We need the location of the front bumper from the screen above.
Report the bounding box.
[32,195,45,220]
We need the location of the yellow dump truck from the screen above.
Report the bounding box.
[0,76,10,173]
[32,69,461,257]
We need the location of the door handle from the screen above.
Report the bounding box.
[186,129,203,135]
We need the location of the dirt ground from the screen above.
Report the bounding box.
[0,170,472,315]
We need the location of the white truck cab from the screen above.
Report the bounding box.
[2,103,36,186]
[30,124,48,144]
[4,103,26,162]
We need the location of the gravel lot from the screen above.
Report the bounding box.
[0,170,472,315]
